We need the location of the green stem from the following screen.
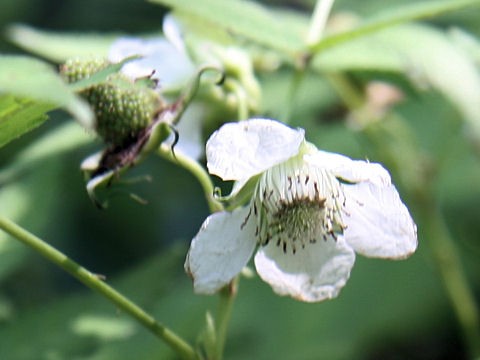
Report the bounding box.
[326,73,364,110]
[284,0,336,124]
[306,0,336,46]
[0,215,198,360]
[225,78,248,120]
[215,278,238,360]
[158,143,223,213]
[159,141,237,360]
[170,65,224,127]
[159,134,238,360]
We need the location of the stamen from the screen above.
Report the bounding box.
[240,207,252,230]
[268,190,273,200]
[265,233,271,245]
[252,154,346,254]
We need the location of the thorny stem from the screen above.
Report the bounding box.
[0,215,198,360]
[157,143,223,213]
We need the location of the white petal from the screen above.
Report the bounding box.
[185,206,257,294]
[343,182,417,259]
[162,14,188,55]
[254,238,355,302]
[206,119,305,181]
[304,150,391,187]
[108,37,194,91]
[108,38,154,61]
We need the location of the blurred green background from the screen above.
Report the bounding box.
[0,0,479,359]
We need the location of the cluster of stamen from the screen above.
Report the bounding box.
[244,155,346,255]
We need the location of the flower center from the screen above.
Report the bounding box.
[247,154,346,254]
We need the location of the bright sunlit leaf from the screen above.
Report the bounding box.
[149,0,305,57]
[0,95,50,148]
[310,0,480,53]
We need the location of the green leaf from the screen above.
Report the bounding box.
[6,24,118,63]
[0,56,93,147]
[310,0,480,53]
[150,0,479,62]
[149,0,305,57]
[449,27,480,64]
[313,24,480,146]
[0,95,50,148]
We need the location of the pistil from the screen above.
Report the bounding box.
[251,154,346,254]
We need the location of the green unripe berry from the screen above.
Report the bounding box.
[60,56,110,83]
[61,57,164,147]
[86,76,164,147]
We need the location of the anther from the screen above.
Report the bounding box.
[240,208,251,230]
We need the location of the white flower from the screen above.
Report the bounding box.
[107,12,195,95]
[185,119,417,302]
[108,37,194,92]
